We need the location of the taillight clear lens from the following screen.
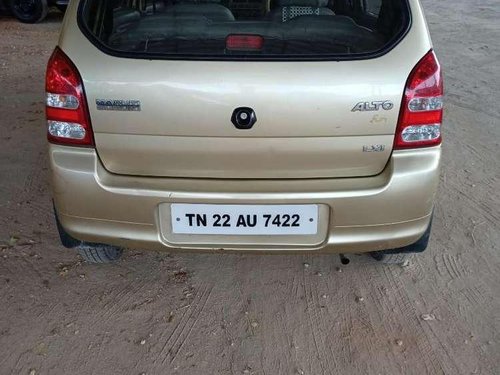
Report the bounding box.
[408,96,443,112]
[46,93,80,109]
[45,48,94,147]
[48,121,87,140]
[395,50,443,149]
[401,124,440,143]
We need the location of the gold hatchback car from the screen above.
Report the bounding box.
[47,0,443,264]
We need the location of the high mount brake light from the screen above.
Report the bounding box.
[45,47,94,147]
[226,34,264,51]
[395,50,443,149]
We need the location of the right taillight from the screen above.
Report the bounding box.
[395,50,443,149]
[45,47,94,147]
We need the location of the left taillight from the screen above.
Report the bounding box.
[45,47,94,147]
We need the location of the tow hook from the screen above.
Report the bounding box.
[339,254,350,265]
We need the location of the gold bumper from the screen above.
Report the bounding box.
[50,145,440,253]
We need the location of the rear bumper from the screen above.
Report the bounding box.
[50,145,440,253]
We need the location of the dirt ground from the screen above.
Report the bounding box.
[0,1,499,374]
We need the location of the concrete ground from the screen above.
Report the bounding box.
[0,1,499,374]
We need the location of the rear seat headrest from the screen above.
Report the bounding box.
[276,0,329,7]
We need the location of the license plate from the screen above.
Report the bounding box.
[171,204,319,235]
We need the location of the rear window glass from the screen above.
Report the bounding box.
[79,0,409,60]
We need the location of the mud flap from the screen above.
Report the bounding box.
[53,203,82,248]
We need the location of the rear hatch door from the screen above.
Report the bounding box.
[69,0,424,178]
[83,59,402,178]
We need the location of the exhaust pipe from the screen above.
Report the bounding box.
[339,254,350,265]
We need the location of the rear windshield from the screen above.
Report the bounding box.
[79,0,410,60]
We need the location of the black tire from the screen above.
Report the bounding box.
[371,252,412,265]
[76,244,124,264]
[9,0,48,23]
[53,204,123,264]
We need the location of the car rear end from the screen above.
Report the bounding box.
[48,0,442,255]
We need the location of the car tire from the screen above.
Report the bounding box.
[76,244,124,264]
[370,252,412,265]
[9,0,48,23]
[53,204,123,264]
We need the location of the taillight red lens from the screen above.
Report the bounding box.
[226,34,264,51]
[45,47,94,147]
[395,50,443,149]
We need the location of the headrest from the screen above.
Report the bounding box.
[276,0,329,7]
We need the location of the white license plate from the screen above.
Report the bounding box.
[171,204,319,235]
